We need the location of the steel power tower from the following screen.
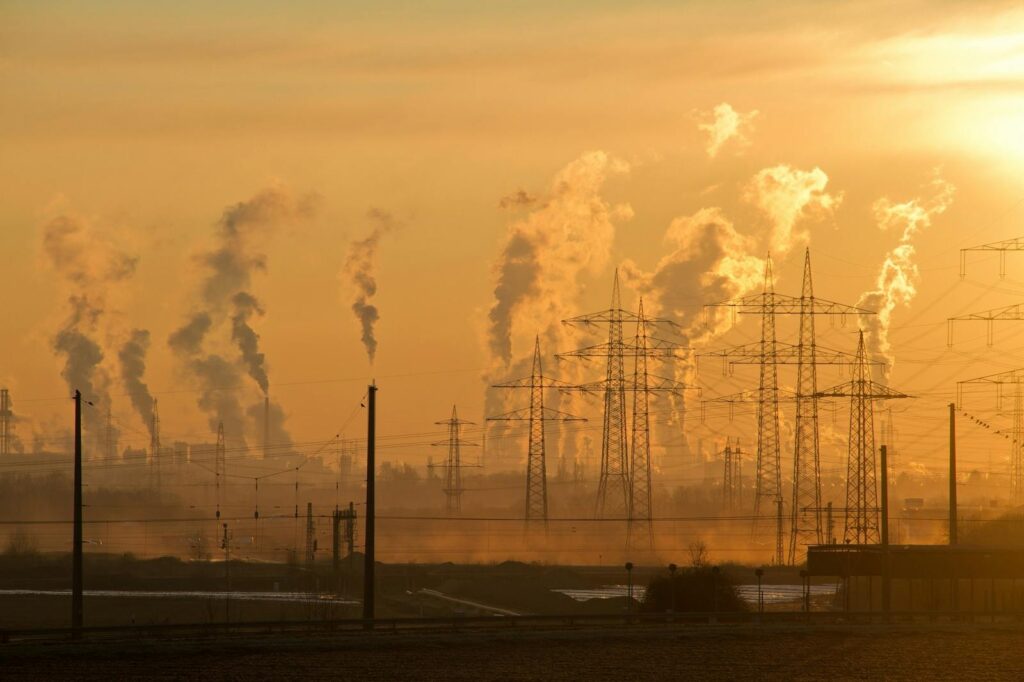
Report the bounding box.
[950,236,1024,345]
[957,368,1024,503]
[215,421,226,519]
[721,439,742,512]
[0,389,13,456]
[431,405,478,515]
[150,399,161,490]
[817,330,908,544]
[704,250,873,564]
[489,337,585,530]
[562,298,691,549]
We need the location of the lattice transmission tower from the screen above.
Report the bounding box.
[489,337,585,530]
[703,250,872,564]
[215,421,226,519]
[0,389,13,456]
[150,399,161,490]
[950,236,1024,345]
[562,296,691,550]
[818,330,908,544]
[430,405,479,515]
[721,439,742,512]
[957,368,1024,503]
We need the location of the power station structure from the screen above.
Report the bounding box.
[489,337,584,530]
[430,405,478,515]
[703,250,874,564]
[817,330,908,544]
[957,368,1024,503]
[0,389,11,456]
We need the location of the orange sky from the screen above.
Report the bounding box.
[3,0,1024,483]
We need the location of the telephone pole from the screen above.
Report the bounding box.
[72,390,83,635]
[363,383,376,623]
[0,389,12,456]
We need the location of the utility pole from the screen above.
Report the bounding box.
[72,390,84,636]
[949,402,958,546]
[304,502,315,570]
[881,444,890,614]
[215,421,226,520]
[363,383,376,623]
[150,399,161,491]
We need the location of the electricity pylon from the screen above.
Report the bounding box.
[950,237,1024,344]
[722,439,742,512]
[704,250,873,564]
[561,271,682,520]
[150,399,161,491]
[0,389,10,456]
[215,421,226,520]
[957,368,1024,503]
[430,405,479,515]
[817,330,908,544]
[563,298,692,549]
[489,336,585,529]
[960,236,1024,279]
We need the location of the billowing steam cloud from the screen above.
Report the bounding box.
[41,212,137,450]
[697,103,758,158]
[343,209,397,364]
[169,185,316,440]
[858,173,955,380]
[487,150,633,367]
[744,165,841,257]
[118,329,156,438]
[623,207,764,342]
[622,207,766,455]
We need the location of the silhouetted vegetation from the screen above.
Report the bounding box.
[641,566,746,613]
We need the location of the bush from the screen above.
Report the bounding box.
[641,567,746,613]
[3,529,40,558]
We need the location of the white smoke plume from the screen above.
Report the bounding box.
[487,150,632,368]
[41,212,137,450]
[118,329,156,438]
[343,208,398,364]
[169,185,316,438]
[622,207,765,452]
[697,103,758,158]
[858,173,955,380]
[744,165,841,258]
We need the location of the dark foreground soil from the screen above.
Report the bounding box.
[3,623,1024,681]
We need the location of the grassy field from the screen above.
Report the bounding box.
[3,623,1024,680]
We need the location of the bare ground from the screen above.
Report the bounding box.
[3,623,1024,681]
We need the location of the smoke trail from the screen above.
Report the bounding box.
[169,185,316,437]
[486,150,632,368]
[231,292,268,394]
[858,173,955,380]
[697,103,758,158]
[343,208,397,364]
[41,212,137,448]
[118,329,156,437]
[744,165,840,258]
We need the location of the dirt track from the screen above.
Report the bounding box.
[4,623,1024,680]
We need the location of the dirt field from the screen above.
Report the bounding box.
[4,623,1024,680]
